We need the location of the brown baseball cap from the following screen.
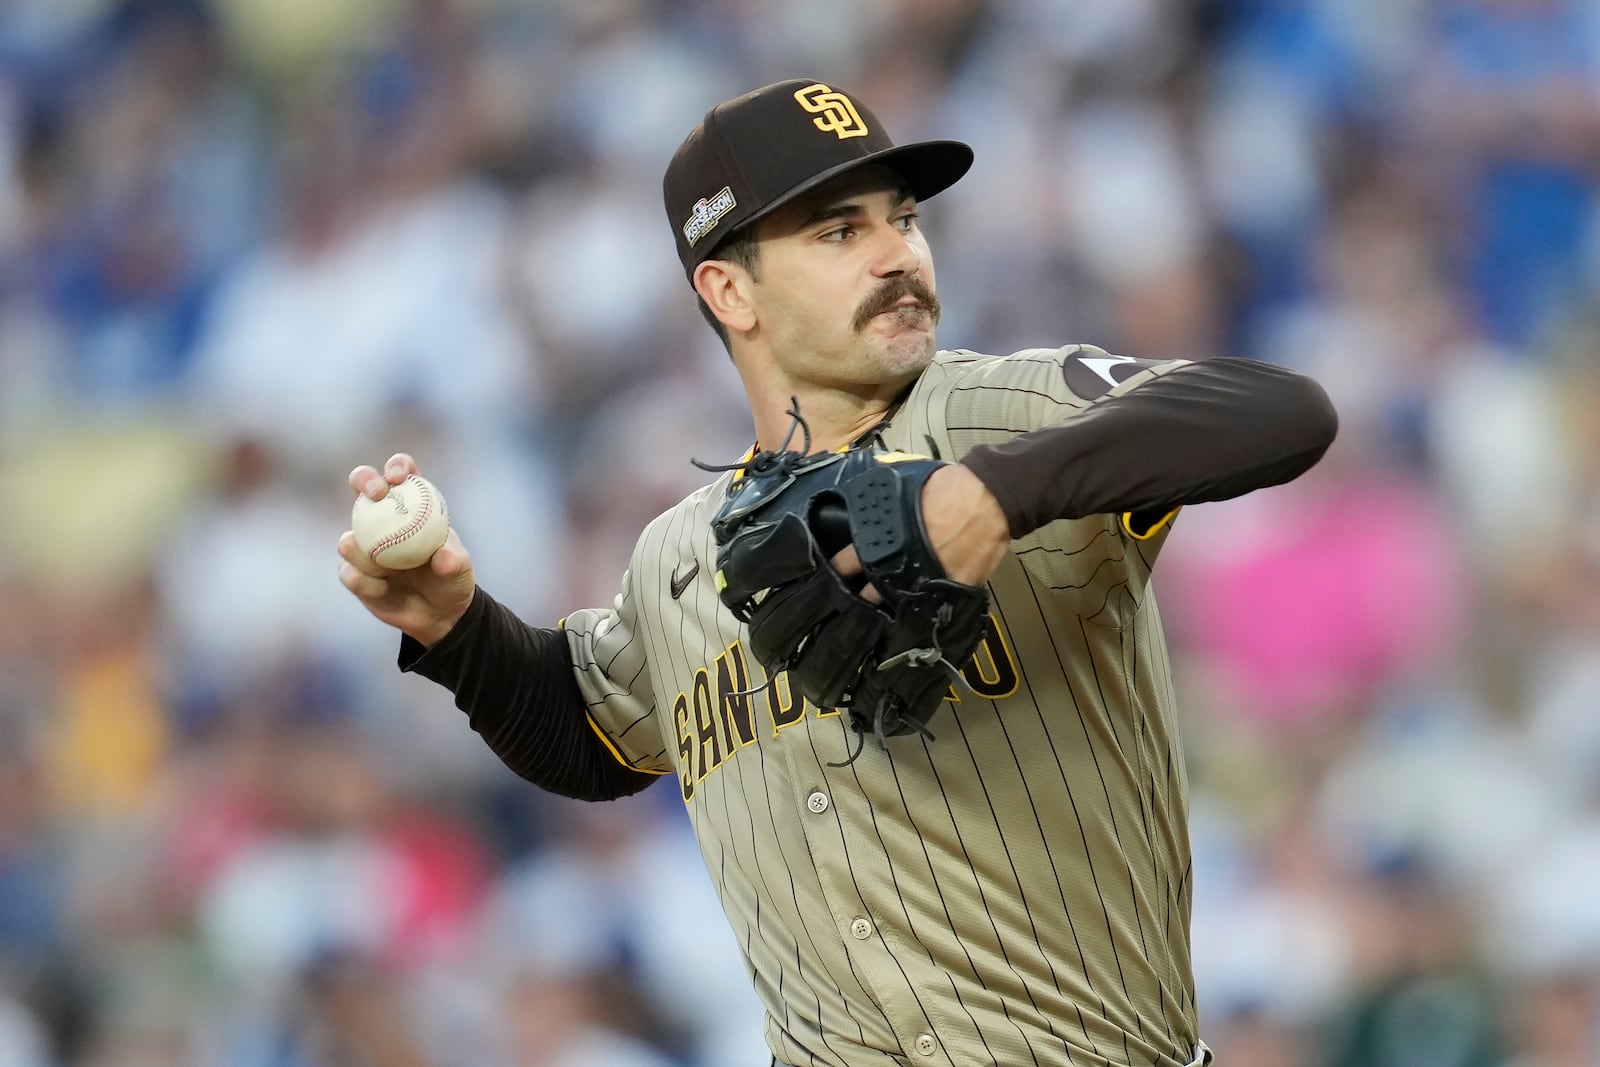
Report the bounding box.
[663,79,973,278]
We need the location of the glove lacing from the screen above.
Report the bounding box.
[827,604,976,767]
[691,396,813,475]
[694,399,977,769]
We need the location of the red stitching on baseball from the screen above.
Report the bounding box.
[369,477,435,559]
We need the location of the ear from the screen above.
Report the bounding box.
[694,258,758,336]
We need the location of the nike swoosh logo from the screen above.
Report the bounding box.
[1079,354,1138,388]
[670,561,700,600]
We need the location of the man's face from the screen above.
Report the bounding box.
[745,166,940,389]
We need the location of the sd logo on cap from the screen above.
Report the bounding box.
[662,78,973,278]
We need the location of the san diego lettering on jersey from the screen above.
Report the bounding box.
[673,613,1020,801]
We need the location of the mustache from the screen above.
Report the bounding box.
[851,276,941,332]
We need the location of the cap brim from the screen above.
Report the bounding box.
[732,139,973,243]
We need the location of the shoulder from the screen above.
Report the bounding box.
[920,344,1094,391]
[924,344,1191,401]
[632,475,734,562]
[902,344,1102,421]
[641,475,733,533]
[892,344,1193,455]
[931,344,1089,366]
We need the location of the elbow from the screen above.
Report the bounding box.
[500,749,663,802]
[1257,373,1338,484]
[1295,375,1340,457]
[1247,364,1338,460]
[1186,357,1339,459]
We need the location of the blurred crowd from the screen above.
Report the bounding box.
[1,0,1599,1064]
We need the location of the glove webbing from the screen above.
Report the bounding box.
[829,602,975,768]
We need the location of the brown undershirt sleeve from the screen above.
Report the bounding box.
[399,588,660,802]
[960,358,1338,539]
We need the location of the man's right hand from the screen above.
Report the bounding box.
[339,453,476,647]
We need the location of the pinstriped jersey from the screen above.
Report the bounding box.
[562,345,1203,1067]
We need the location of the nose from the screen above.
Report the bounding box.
[872,225,922,278]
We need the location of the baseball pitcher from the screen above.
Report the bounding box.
[339,79,1338,1067]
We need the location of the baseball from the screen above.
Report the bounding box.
[351,474,451,571]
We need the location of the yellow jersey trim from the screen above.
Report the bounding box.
[1122,506,1181,541]
[585,714,671,776]
[561,618,668,776]
[728,445,758,484]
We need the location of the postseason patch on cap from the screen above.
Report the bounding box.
[683,186,737,249]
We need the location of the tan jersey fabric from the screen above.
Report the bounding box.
[562,345,1204,1067]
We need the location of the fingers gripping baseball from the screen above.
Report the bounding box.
[339,455,476,647]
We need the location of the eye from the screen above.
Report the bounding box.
[819,225,855,243]
[894,212,919,232]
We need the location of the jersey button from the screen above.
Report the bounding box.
[915,1033,937,1056]
[806,791,829,813]
[849,917,873,940]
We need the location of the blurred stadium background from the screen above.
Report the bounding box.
[0,0,1598,1064]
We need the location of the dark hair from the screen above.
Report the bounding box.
[696,227,761,349]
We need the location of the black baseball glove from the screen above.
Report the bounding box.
[703,412,991,756]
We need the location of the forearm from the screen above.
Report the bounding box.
[399,588,659,801]
[961,357,1338,537]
